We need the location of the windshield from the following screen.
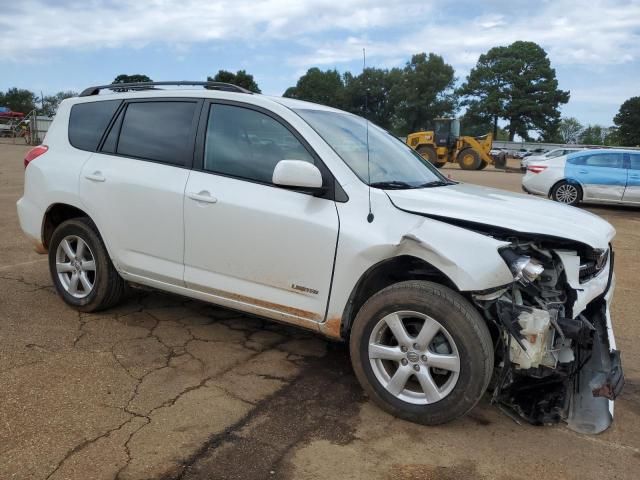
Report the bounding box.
[294,108,448,189]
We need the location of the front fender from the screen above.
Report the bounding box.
[395,216,514,291]
[324,211,515,337]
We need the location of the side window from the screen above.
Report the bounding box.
[116,101,197,166]
[101,108,124,154]
[69,100,121,151]
[583,153,623,168]
[203,104,314,184]
[629,154,640,170]
[570,153,622,168]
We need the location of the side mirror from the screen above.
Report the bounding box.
[272,160,324,191]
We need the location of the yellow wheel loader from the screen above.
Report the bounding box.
[406,118,502,170]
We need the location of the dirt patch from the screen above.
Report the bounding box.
[386,460,481,480]
[174,343,364,480]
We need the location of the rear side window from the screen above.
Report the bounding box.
[69,100,121,151]
[568,152,623,168]
[116,101,198,166]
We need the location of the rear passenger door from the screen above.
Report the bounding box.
[623,153,640,204]
[565,152,626,202]
[79,98,202,284]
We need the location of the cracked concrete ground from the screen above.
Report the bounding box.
[1,143,639,480]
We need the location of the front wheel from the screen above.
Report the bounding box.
[49,217,126,312]
[349,281,493,425]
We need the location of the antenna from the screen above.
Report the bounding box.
[364,48,374,223]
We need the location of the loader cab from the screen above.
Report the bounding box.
[433,118,460,148]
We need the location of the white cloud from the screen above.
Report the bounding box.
[0,0,430,60]
[1,0,637,71]
[1,0,638,123]
[288,0,640,69]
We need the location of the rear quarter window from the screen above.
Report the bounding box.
[68,100,122,151]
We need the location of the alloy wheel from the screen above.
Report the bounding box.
[368,311,460,405]
[555,183,578,204]
[55,235,96,298]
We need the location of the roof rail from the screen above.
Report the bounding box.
[79,81,253,97]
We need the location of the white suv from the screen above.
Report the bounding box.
[17,81,623,432]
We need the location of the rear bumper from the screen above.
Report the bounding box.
[16,196,44,251]
[521,175,549,196]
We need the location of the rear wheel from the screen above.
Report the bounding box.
[49,217,126,312]
[551,181,581,206]
[417,145,446,168]
[349,281,493,425]
[457,148,481,170]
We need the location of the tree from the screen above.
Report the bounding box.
[458,41,569,141]
[110,74,153,92]
[613,96,640,146]
[342,67,403,131]
[557,117,583,144]
[0,88,37,114]
[282,68,345,108]
[112,74,152,85]
[389,53,457,135]
[459,109,508,139]
[579,125,603,145]
[41,91,78,116]
[208,69,261,93]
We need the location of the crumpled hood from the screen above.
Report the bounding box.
[387,183,615,249]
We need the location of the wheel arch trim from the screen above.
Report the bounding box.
[41,202,115,263]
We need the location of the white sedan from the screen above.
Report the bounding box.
[522,148,640,205]
[520,147,584,171]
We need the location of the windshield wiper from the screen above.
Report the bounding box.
[416,180,452,188]
[369,181,417,190]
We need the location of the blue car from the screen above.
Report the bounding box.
[522,148,640,206]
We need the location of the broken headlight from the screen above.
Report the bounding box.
[499,248,545,285]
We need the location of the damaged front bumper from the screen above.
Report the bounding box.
[476,246,624,434]
[567,275,624,434]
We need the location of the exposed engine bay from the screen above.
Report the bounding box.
[472,236,624,434]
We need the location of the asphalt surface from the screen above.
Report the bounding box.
[1,143,639,480]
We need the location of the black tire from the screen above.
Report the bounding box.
[48,217,126,312]
[457,148,481,170]
[416,145,440,166]
[349,281,493,425]
[551,180,582,206]
[478,160,489,170]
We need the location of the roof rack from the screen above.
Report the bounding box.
[79,81,253,97]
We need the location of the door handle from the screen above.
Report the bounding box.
[84,171,106,182]
[578,170,589,174]
[187,191,218,204]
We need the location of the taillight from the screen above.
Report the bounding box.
[527,165,547,174]
[24,145,48,168]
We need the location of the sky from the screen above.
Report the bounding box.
[1,0,639,127]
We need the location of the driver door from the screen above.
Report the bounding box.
[183,101,339,324]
